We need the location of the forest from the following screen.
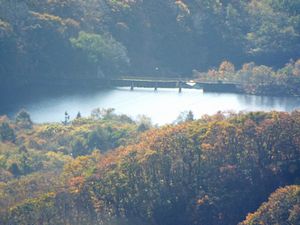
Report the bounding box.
[1,0,300,90]
[1,1,300,224]
[0,109,299,224]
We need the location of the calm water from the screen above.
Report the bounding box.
[2,87,300,125]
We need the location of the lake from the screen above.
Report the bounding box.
[2,87,300,125]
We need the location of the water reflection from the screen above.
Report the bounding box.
[2,87,300,125]
[237,95,300,111]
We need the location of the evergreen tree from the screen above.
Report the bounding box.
[0,122,15,142]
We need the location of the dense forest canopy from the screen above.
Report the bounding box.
[0,110,300,224]
[0,0,300,86]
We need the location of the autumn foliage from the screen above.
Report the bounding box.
[1,111,300,224]
[240,185,300,225]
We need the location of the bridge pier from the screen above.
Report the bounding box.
[109,77,240,93]
[154,82,158,91]
[179,82,182,93]
[130,81,134,91]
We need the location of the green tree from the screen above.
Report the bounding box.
[76,111,81,119]
[71,138,87,157]
[8,163,21,177]
[87,129,110,152]
[246,0,300,57]
[70,31,130,76]
[0,122,15,142]
[15,110,33,129]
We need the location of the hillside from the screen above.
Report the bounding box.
[1,0,300,88]
[240,185,300,225]
[1,110,300,224]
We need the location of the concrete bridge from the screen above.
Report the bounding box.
[109,77,241,93]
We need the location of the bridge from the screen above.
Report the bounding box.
[109,77,241,93]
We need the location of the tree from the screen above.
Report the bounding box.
[76,112,81,119]
[219,61,235,81]
[71,138,86,157]
[63,111,70,125]
[70,31,130,76]
[15,110,32,129]
[87,129,105,151]
[0,122,15,142]
[8,163,21,177]
[174,110,194,124]
[240,185,300,225]
[136,115,152,132]
[246,0,300,58]
[251,65,275,85]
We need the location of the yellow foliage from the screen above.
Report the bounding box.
[175,1,190,14]
[0,19,12,33]
[30,11,80,28]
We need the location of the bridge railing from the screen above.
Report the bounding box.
[112,76,241,85]
[113,76,189,82]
